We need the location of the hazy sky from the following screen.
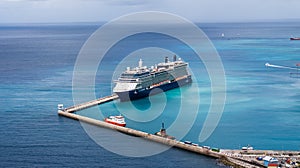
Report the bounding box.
[0,0,300,23]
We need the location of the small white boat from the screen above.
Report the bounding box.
[290,37,300,40]
[104,115,126,127]
[184,141,192,145]
[242,145,253,150]
[203,145,211,150]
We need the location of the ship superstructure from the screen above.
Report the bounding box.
[113,55,192,101]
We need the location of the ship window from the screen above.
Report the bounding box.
[121,74,135,77]
[133,72,150,77]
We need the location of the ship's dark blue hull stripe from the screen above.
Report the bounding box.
[116,76,192,102]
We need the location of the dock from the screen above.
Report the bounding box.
[58,95,300,168]
[58,110,223,158]
[63,94,118,113]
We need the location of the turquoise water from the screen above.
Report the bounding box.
[1,22,300,167]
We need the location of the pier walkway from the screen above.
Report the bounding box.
[63,94,118,113]
[58,110,223,158]
[58,94,300,168]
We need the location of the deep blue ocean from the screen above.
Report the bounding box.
[1,21,300,167]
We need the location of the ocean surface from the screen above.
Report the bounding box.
[1,21,300,167]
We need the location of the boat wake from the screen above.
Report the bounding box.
[265,63,298,70]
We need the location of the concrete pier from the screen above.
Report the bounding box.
[58,110,223,159]
[63,94,118,113]
[58,95,300,168]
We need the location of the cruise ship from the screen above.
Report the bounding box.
[113,55,192,101]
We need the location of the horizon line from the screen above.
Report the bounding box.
[0,18,300,26]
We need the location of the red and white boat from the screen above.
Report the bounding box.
[104,115,126,127]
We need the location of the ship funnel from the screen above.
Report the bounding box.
[173,55,177,62]
[138,59,143,68]
[165,57,169,63]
